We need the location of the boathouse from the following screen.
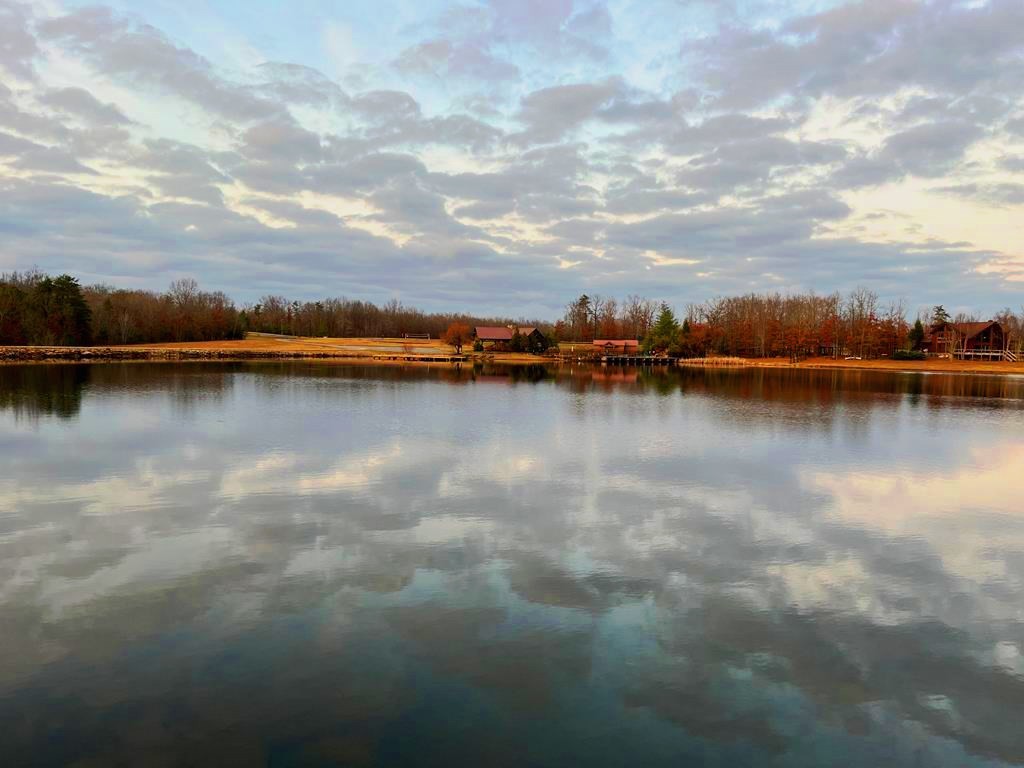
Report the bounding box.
[593,339,640,354]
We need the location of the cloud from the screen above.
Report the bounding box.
[37,87,134,126]
[241,118,323,164]
[510,79,624,145]
[677,136,848,193]
[0,130,39,156]
[394,39,520,82]
[38,6,282,123]
[253,62,349,107]
[698,0,1024,108]
[0,0,1019,314]
[936,182,1024,207]
[0,0,38,81]
[834,120,986,188]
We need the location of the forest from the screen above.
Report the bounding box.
[2,271,1022,360]
[557,292,1024,359]
[0,272,244,346]
[0,271,539,347]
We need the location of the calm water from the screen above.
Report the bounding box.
[2,362,1024,767]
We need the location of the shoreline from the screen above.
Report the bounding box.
[2,343,1023,377]
[742,356,1024,376]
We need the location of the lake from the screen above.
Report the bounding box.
[2,362,1023,767]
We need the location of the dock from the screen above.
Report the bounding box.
[601,356,676,366]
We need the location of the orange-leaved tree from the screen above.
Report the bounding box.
[443,322,472,354]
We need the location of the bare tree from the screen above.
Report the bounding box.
[622,295,656,339]
[597,296,619,338]
[117,309,134,345]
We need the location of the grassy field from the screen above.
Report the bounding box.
[122,336,447,353]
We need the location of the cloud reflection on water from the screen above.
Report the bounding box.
[1,362,1023,766]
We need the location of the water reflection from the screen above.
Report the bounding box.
[1,362,1023,766]
[0,364,90,421]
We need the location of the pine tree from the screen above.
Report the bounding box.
[642,303,680,353]
[0,282,27,344]
[908,318,925,349]
[30,275,92,345]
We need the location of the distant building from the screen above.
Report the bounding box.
[592,339,640,354]
[474,325,546,348]
[920,320,1007,358]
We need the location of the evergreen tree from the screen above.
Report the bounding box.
[931,305,950,325]
[568,294,592,340]
[0,282,27,344]
[653,303,679,336]
[908,318,925,349]
[30,275,92,345]
[642,303,680,353]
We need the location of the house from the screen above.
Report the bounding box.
[474,325,547,349]
[593,339,640,354]
[474,326,514,343]
[920,320,1007,359]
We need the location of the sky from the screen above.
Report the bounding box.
[0,0,1022,317]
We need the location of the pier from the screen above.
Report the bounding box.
[601,356,676,366]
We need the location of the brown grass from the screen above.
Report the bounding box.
[9,335,1024,375]
[117,336,443,352]
[677,356,748,367]
[747,356,1024,375]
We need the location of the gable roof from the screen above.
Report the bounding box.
[927,320,1002,340]
[953,321,1000,339]
[593,339,639,347]
[474,326,543,340]
[475,326,513,341]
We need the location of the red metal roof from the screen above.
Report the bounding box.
[474,326,542,340]
[474,326,513,340]
[593,339,639,347]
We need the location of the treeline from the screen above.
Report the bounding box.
[558,290,1024,359]
[692,290,909,358]
[4,271,1022,360]
[0,272,244,346]
[245,295,546,340]
[0,271,548,347]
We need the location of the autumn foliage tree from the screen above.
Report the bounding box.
[442,322,472,354]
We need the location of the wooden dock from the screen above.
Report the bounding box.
[601,356,676,366]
